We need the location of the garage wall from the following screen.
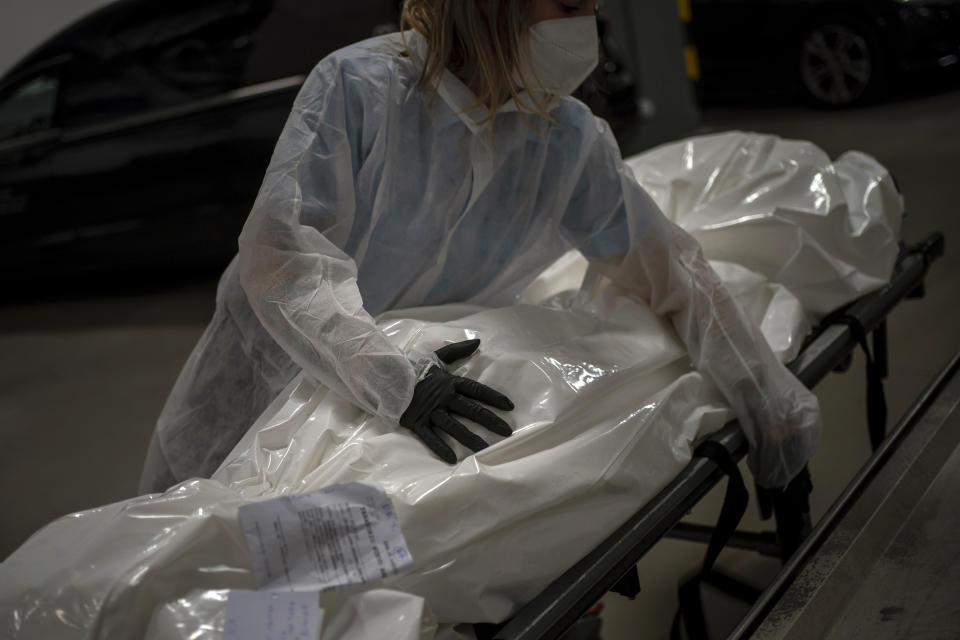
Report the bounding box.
[0,0,117,77]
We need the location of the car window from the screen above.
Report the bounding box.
[119,0,273,97]
[146,29,255,95]
[0,73,60,141]
[58,56,151,129]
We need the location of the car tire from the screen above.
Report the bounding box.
[797,18,885,107]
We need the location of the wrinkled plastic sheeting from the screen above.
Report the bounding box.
[144,589,433,640]
[519,251,808,364]
[0,132,902,639]
[528,130,901,337]
[0,271,797,637]
[626,131,903,315]
[0,288,739,638]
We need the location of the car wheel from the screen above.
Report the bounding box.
[798,21,882,107]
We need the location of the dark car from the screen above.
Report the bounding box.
[0,0,637,288]
[0,0,402,284]
[690,0,960,106]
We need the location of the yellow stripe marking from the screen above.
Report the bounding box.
[685,45,701,81]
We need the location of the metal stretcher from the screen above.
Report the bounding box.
[476,232,946,640]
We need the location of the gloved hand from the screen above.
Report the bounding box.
[400,339,514,463]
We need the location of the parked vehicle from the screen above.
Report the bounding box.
[690,0,960,106]
[0,0,402,284]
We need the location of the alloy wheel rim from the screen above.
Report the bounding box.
[800,24,872,105]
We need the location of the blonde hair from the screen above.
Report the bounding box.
[400,0,554,127]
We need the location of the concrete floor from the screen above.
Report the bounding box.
[1,75,958,639]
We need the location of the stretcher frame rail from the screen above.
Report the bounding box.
[487,232,945,640]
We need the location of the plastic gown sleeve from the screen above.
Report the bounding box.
[563,123,821,488]
[237,60,419,421]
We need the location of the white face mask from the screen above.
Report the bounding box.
[519,15,599,97]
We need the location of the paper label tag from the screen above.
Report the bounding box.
[224,590,323,640]
[238,482,413,591]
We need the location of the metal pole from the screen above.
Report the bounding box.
[603,0,700,148]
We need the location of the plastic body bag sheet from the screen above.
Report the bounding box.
[625,131,903,316]
[0,267,845,638]
[143,589,433,640]
[1,283,741,639]
[0,132,901,639]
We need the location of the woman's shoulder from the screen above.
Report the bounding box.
[545,97,618,160]
[550,97,609,135]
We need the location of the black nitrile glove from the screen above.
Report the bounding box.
[400,338,514,463]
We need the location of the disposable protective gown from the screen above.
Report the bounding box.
[144,31,819,491]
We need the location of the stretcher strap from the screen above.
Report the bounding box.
[831,314,888,450]
[610,564,642,599]
[770,467,813,561]
[671,441,749,640]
